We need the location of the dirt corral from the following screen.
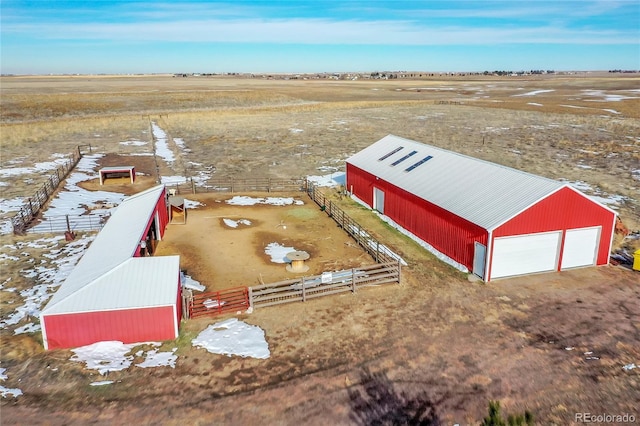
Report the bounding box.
[155,192,374,289]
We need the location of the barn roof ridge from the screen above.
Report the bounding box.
[41,185,173,315]
[346,135,587,229]
[384,134,561,183]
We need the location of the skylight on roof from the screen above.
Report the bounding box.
[390,150,417,166]
[405,155,433,172]
[378,146,403,161]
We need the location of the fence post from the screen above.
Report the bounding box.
[301,277,306,302]
[351,268,356,293]
[376,241,380,262]
[248,287,254,311]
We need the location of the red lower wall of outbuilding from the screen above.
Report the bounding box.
[347,164,487,270]
[43,305,178,350]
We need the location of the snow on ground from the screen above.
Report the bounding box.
[119,140,147,147]
[223,218,252,228]
[0,234,95,332]
[71,341,137,375]
[136,347,178,369]
[225,196,304,206]
[307,171,345,187]
[265,242,297,263]
[30,154,127,233]
[563,180,628,209]
[70,341,178,376]
[151,122,175,164]
[512,89,555,97]
[0,367,23,398]
[349,194,457,271]
[0,157,71,179]
[580,89,639,102]
[181,271,205,292]
[376,213,464,272]
[192,318,270,359]
[347,218,408,267]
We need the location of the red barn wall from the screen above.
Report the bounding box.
[43,305,177,350]
[347,164,487,269]
[493,186,615,266]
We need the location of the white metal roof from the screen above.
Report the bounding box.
[100,166,134,172]
[41,185,179,316]
[347,135,576,230]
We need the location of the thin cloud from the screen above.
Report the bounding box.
[4,17,637,46]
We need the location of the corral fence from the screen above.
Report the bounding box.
[250,262,401,308]
[182,262,401,319]
[12,145,91,235]
[181,181,406,319]
[186,286,251,319]
[27,214,108,234]
[164,177,307,195]
[306,183,401,264]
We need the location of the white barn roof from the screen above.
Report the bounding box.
[347,135,570,230]
[42,185,178,316]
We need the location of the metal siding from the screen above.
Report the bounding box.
[42,305,177,350]
[42,256,180,314]
[346,164,375,207]
[493,187,615,266]
[42,185,169,310]
[375,178,487,269]
[346,135,564,229]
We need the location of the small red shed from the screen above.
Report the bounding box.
[346,135,617,281]
[40,185,181,350]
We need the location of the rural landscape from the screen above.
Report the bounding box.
[1,72,639,425]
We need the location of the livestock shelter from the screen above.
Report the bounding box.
[169,196,187,224]
[99,166,135,185]
[346,135,616,282]
[40,185,181,350]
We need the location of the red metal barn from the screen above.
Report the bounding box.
[40,185,181,350]
[346,135,616,282]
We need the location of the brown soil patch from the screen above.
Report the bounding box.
[155,192,373,289]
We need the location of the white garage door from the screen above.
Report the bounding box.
[491,231,561,279]
[561,227,600,270]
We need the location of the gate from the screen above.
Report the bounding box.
[188,286,250,319]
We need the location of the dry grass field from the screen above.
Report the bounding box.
[1,73,639,425]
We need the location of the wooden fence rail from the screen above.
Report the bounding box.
[250,262,401,309]
[306,184,402,265]
[183,262,401,318]
[11,146,88,234]
[27,214,108,234]
[165,177,307,195]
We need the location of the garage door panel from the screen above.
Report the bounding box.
[561,227,600,270]
[491,231,561,279]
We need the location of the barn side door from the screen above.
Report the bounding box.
[473,242,486,279]
[373,187,385,214]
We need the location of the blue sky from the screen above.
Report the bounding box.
[1,1,638,75]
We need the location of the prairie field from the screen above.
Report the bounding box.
[1,73,639,425]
